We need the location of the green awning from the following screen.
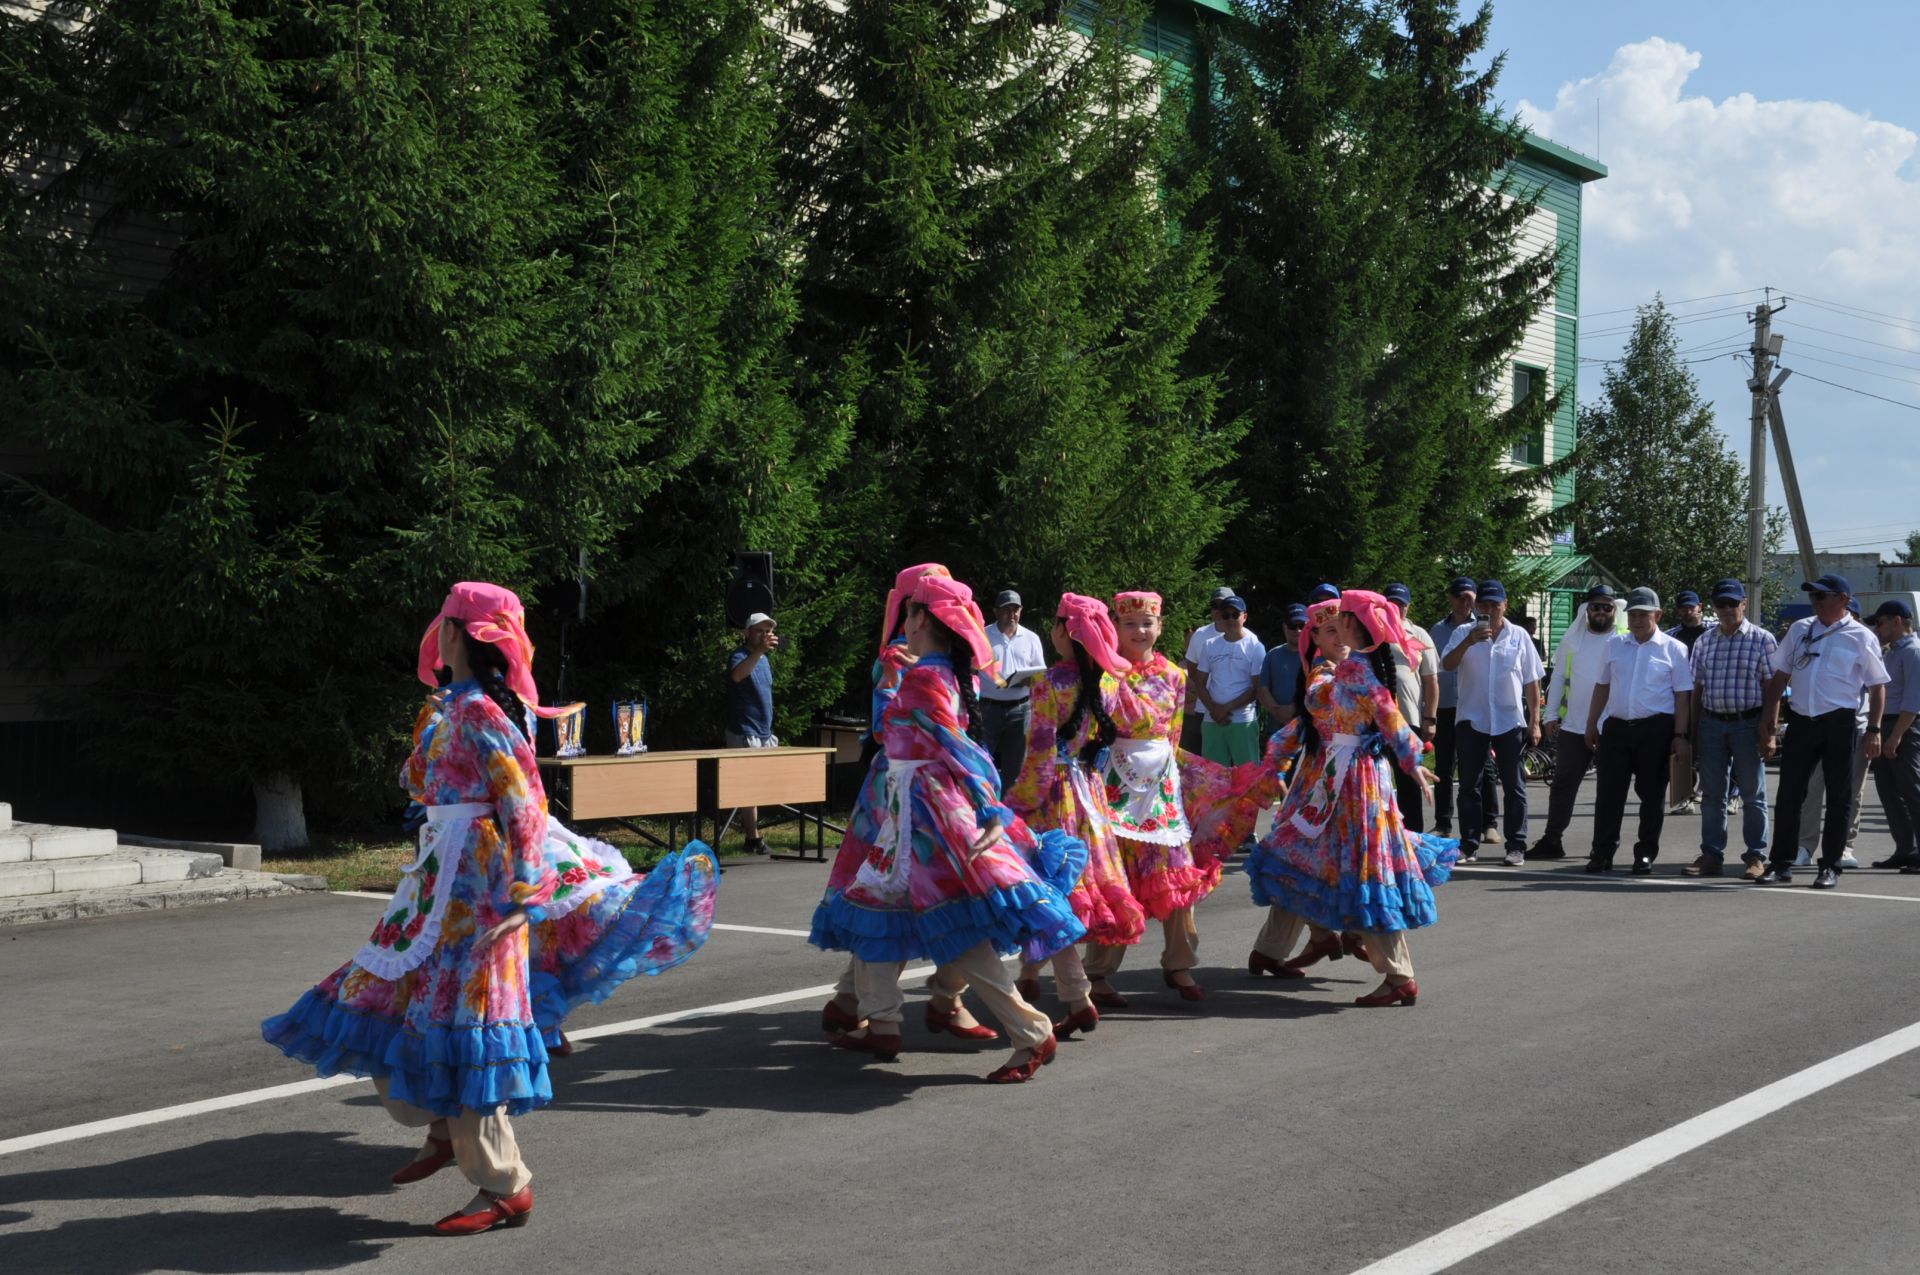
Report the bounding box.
[1509,553,1626,594]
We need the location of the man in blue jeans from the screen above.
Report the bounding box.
[1439,580,1543,865]
[1683,579,1777,878]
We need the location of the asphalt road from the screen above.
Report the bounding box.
[4,776,1919,1275]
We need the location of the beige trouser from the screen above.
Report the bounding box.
[373,1077,531,1196]
[1247,908,1416,982]
[930,941,1053,1049]
[1082,905,1199,978]
[1016,944,1094,1009]
[841,956,910,1027]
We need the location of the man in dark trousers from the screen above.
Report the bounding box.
[1757,574,1890,889]
[1665,589,1709,814]
[1584,588,1694,875]
[1429,577,1500,840]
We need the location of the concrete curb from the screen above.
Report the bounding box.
[118,834,264,872]
[0,868,306,927]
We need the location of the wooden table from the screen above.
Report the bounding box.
[540,747,837,861]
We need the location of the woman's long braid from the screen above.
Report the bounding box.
[1293,657,1322,754]
[928,614,982,741]
[1058,641,1118,770]
[1364,642,1399,757]
[459,625,531,739]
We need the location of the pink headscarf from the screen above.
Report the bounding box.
[1057,593,1131,677]
[418,581,571,719]
[911,572,998,677]
[1300,598,1342,666]
[878,562,953,656]
[1339,588,1418,663]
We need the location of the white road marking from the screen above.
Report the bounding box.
[1349,1019,1920,1275]
[332,890,395,901]
[0,966,935,1160]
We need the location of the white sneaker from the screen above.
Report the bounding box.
[1667,800,1698,815]
[1793,848,1813,867]
[1838,850,1861,869]
[1727,796,1743,814]
[1503,850,1525,867]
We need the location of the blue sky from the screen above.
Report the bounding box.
[1479,0,1920,562]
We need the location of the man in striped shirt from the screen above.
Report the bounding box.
[1683,579,1778,878]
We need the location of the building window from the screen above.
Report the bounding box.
[1510,365,1545,466]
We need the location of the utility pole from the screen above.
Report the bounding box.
[1767,380,1821,586]
[1745,298,1787,605]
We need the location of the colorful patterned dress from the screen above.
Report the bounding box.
[809,653,1088,965]
[1100,652,1263,919]
[1007,662,1148,947]
[263,681,718,1117]
[1245,657,1459,934]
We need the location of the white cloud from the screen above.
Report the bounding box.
[1519,38,1920,558]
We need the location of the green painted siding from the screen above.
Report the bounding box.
[1509,156,1585,540]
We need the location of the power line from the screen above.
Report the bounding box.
[1782,350,1920,390]
[1779,290,1920,334]
[1779,366,1920,413]
[1579,305,1755,341]
[1789,339,1920,373]
[1782,295,1920,338]
[1782,320,1920,359]
[1579,287,1768,320]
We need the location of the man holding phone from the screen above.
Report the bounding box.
[727,612,781,854]
[1440,580,1543,865]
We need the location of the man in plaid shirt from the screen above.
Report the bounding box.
[1684,579,1778,878]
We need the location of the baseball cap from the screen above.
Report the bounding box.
[1870,599,1914,621]
[1384,583,1412,606]
[993,590,1021,609]
[1447,575,1477,597]
[1848,597,1862,617]
[1476,579,1508,603]
[1584,584,1616,603]
[1209,586,1236,603]
[1710,578,1746,603]
[744,611,774,629]
[1625,587,1660,612]
[1308,583,1341,602]
[1675,589,1701,607]
[1284,603,1309,624]
[1802,573,1853,596]
[1220,595,1247,614]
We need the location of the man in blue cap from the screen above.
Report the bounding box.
[1430,575,1501,839]
[1256,602,1310,738]
[1756,573,1890,888]
[1867,600,1920,871]
[1682,578,1777,878]
[1664,589,1709,814]
[1308,582,1341,604]
[1440,579,1544,865]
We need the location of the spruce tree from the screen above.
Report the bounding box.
[778,0,1237,671]
[1187,0,1560,609]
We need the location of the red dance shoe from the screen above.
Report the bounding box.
[985,1034,1058,1084]
[550,1031,574,1058]
[432,1185,533,1236]
[1088,987,1129,1009]
[1353,980,1418,1008]
[821,999,861,1035]
[1015,976,1041,1001]
[1340,933,1372,963]
[831,1030,903,1062]
[925,1000,999,1041]
[392,1135,455,1185]
[1284,934,1344,971]
[1162,970,1205,1002]
[1248,950,1303,979]
[1053,1005,1100,1038]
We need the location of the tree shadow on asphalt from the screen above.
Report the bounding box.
[0,1132,395,1207]
[0,1205,414,1274]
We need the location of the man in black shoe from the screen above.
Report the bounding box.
[1757,574,1890,888]
[1431,576,1500,839]
[1665,590,1709,815]
[1867,600,1920,871]
[1685,579,1777,880]
[1530,586,1620,860]
[1584,587,1694,875]
[1441,579,1543,866]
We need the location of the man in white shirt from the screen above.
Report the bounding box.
[1193,595,1267,765]
[1440,579,1544,866]
[1528,586,1620,860]
[1182,587,1246,752]
[1584,587,1695,875]
[980,589,1047,792]
[1757,574,1890,888]
[1384,584,1439,832]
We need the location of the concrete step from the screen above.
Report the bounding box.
[0,845,224,898]
[0,823,120,862]
[0,866,318,926]
[0,801,11,832]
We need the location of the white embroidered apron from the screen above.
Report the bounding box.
[854,757,934,903]
[353,802,490,979]
[1287,733,1379,837]
[1105,736,1189,845]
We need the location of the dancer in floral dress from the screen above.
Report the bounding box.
[809,568,1087,1083]
[263,583,718,1234]
[1007,593,1149,1037]
[1243,590,1459,1006]
[1082,591,1263,1004]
